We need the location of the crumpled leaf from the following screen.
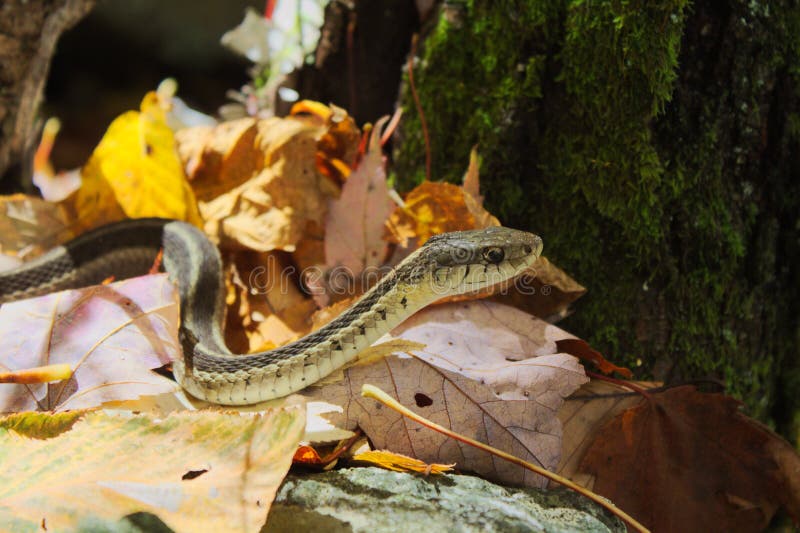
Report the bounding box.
[386,149,499,248]
[323,115,392,275]
[192,116,342,252]
[0,194,72,270]
[223,250,317,353]
[68,91,202,232]
[304,301,588,487]
[386,181,495,248]
[352,449,455,474]
[578,386,800,531]
[0,274,180,412]
[0,406,305,532]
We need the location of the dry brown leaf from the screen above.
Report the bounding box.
[197,116,341,252]
[461,146,482,204]
[556,379,652,484]
[176,117,262,202]
[0,194,73,269]
[0,274,180,412]
[491,255,587,320]
[303,301,588,487]
[223,250,316,353]
[0,406,305,532]
[578,386,800,531]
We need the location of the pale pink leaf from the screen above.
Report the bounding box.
[304,301,588,487]
[0,274,180,412]
[324,116,392,274]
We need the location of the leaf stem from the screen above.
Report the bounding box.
[361,383,650,533]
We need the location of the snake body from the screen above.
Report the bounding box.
[0,219,542,405]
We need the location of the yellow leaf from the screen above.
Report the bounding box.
[70,91,202,231]
[352,449,455,474]
[0,407,305,532]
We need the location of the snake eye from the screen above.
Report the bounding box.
[483,246,505,264]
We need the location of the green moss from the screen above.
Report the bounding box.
[395,0,800,425]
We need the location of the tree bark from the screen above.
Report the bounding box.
[0,0,95,191]
[391,0,800,437]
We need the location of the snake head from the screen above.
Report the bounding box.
[401,226,543,298]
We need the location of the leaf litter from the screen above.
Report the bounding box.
[2,86,797,533]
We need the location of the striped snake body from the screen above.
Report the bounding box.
[0,219,542,405]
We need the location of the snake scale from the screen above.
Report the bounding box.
[0,219,542,405]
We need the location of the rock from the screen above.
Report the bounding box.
[265,467,624,532]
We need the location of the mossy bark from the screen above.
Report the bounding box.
[394,0,800,437]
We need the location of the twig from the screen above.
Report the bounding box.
[361,384,650,533]
[407,34,431,181]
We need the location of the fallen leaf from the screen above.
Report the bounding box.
[0,274,180,412]
[491,255,587,320]
[556,338,632,378]
[304,301,588,487]
[578,386,800,531]
[386,181,481,247]
[352,449,455,474]
[0,194,72,267]
[0,406,305,532]
[223,250,317,353]
[323,115,392,275]
[196,116,341,252]
[388,301,585,400]
[176,117,262,202]
[556,379,654,484]
[69,91,202,232]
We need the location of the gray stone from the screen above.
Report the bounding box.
[265,467,624,533]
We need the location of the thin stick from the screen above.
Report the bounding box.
[361,384,650,533]
[407,34,431,181]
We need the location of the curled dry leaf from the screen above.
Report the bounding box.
[303,301,588,487]
[0,194,72,270]
[0,274,180,412]
[223,250,317,353]
[0,406,305,532]
[578,386,800,531]
[177,104,360,253]
[352,449,455,474]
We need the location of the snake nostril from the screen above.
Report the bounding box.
[523,245,532,254]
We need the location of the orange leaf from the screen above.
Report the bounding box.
[352,450,454,474]
[556,338,632,378]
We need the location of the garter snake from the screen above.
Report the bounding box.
[0,219,543,405]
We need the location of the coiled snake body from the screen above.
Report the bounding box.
[0,219,542,405]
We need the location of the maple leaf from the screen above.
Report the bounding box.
[0,406,305,532]
[0,274,180,412]
[303,301,588,487]
[578,386,800,531]
[68,91,202,232]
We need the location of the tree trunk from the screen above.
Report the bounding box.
[392,0,800,437]
[0,0,95,191]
